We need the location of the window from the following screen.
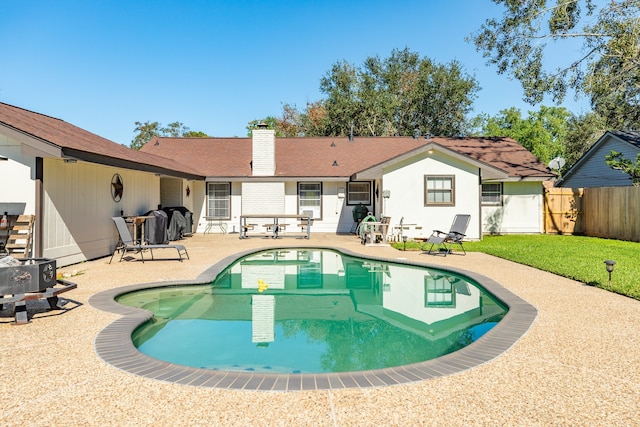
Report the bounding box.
[347,182,371,205]
[207,182,230,219]
[298,182,321,219]
[424,175,455,206]
[482,183,503,205]
[424,275,456,307]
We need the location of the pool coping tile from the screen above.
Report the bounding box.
[88,245,537,391]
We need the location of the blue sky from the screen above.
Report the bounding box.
[1,0,590,146]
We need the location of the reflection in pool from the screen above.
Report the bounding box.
[117,249,507,374]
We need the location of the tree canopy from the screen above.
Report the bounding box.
[318,48,479,137]
[469,0,640,128]
[471,106,571,165]
[246,104,304,137]
[130,121,208,150]
[605,150,640,185]
[250,48,480,138]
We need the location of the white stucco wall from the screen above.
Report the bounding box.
[319,181,348,233]
[195,180,354,235]
[382,151,481,240]
[185,179,205,233]
[482,181,544,234]
[194,181,243,234]
[0,132,36,215]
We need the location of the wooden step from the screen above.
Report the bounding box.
[5,215,35,258]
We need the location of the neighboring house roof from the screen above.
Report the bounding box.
[143,135,555,180]
[557,130,640,187]
[0,102,203,179]
[609,130,640,146]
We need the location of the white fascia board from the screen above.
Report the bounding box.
[485,176,553,183]
[0,124,62,158]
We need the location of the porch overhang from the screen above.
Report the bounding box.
[62,148,205,181]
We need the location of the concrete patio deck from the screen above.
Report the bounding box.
[1,233,638,426]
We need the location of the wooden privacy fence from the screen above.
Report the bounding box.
[582,186,640,242]
[544,188,584,235]
[545,186,640,242]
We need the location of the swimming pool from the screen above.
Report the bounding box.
[90,246,537,390]
[117,248,507,374]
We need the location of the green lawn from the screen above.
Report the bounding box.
[392,234,640,300]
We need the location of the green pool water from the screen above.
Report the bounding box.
[117,248,507,374]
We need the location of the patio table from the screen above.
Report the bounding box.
[125,215,153,244]
[239,214,311,239]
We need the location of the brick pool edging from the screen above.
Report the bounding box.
[89,245,537,391]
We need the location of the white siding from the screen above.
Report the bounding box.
[482,181,544,234]
[42,159,160,266]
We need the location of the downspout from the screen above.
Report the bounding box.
[35,157,43,257]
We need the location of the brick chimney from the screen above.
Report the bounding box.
[252,124,275,176]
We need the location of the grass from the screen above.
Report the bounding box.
[392,234,640,301]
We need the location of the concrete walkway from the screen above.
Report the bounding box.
[1,233,638,426]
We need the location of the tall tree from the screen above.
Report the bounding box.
[319,60,362,136]
[246,117,278,136]
[130,121,208,150]
[470,0,640,128]
[131,121,161,150]
[247,104,302,137]
[318,48,479,137]
[471,106,571,165]
[564,111,606,166]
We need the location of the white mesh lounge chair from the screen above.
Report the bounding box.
[109,216,189,263]
[424,214,471,256]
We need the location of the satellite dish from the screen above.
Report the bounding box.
[549,156,566,170]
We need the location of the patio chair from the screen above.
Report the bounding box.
[365,216,391,244]
[109,216,189,263]
[424,214,471,256]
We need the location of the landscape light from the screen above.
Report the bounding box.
[604,260,616,285]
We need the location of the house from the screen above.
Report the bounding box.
[142,128,555,239]
[0,102,203,266]
[557,130,640,188]
[1,102,555,266]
